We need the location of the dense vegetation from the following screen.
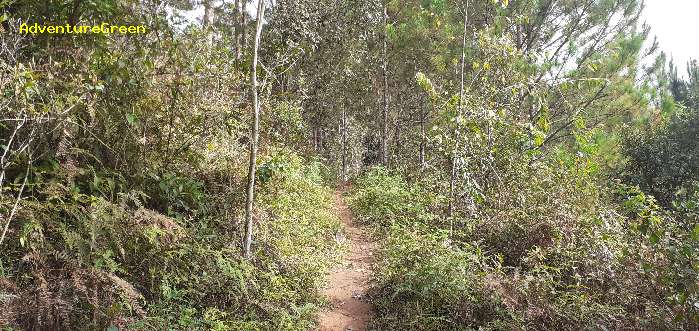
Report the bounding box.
[1,0,697,329]
[349,166,698,329]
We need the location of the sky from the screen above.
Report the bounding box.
[642,0,699,75]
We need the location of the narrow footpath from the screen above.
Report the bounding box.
[317,190,375,331]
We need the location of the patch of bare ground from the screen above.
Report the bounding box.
[317,190,375,331]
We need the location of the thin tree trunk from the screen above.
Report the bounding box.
[380,2,389,166]
[394,116,400,157]
[243,0,266,259]
[241,0,248,56]
[458,3,468,113]
[0,161,29,246]
[448,158,457,217]
[236,0,245,60]
[393,90,402,156]
[341,107,348,182]
[319,128,324,151]
[420,107,426,170]
[449,1,468,217]
[203,0,214,47]
[313,126,319,152]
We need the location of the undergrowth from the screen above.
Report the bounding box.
[348,167,698,330]
[0,151,341,330]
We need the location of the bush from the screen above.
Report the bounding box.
[349,165,699,330]
[371,223,515,330]
[348,167,436,228]
[349,168,512,330]
[0,151,342,330]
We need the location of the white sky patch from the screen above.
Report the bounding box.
[643,0,699,75]
[180,0,258,25]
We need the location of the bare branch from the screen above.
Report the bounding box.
[0,160,30,246]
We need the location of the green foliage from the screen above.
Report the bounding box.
[373,222,514,330]
[624,104,699,206]
[1,1,347,327]
[616,185,699,324]
[349,164,698,329]
[348,167,436,228]
[1,150,341,329]
[349,169,515,330]
[136,152,342,330]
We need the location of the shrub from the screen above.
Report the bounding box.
[371,223,515,330]
[348,167,436,228]
[0,150,342,330]
[349,164,699,330]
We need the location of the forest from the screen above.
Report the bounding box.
[0,0,698,330]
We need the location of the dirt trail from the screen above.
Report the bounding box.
[317,190,375,331]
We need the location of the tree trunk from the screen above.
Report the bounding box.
[341,107,348,182]
[235,0,245,60]
[241,0,248,57]
[420,107,426,170]
[380,2,389,166]
[319,128,324,151]
[449,1,469,218]
[394,115,400,158]
[313,126,319,152]
[203,0,214,47]
[243,0,266,259]
[448,158,457,217]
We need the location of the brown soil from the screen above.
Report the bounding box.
[317,190,375,331]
